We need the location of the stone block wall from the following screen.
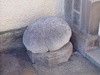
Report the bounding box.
[65,0,100,55]
[65,0,100,34]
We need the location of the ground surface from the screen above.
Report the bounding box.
[0,49,100,75]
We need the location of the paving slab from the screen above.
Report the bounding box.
[86,49,100,68]
[0,49,37,75]
[0,49,100,75]
[34,52,100,75]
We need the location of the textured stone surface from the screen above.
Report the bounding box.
[65,0,100,34]
[23,16,72,53]
[71,27,100,55]
[0,27,26,52]
[27,42,73,66]
[20,67,37,75]
[86,49,100,69]
[0,49,37,75]
[0,50,100,75]
[34,52,100,75]
[65,0,100,68]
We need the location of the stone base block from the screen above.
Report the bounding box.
[71,26,100,56]
[27,42,73,66]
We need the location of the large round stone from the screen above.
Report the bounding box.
[23,16,72,53]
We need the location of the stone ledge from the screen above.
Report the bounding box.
[85,48,100,69]
[0,27,26,52]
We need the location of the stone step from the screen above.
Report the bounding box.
[86,49,100,69]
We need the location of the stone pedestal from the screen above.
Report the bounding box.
[23,17,73,66]
[27,42,73,66]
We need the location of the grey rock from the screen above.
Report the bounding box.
[27,42,73,66]
[23,16,72,53]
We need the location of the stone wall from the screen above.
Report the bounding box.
[65,0,100,55]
